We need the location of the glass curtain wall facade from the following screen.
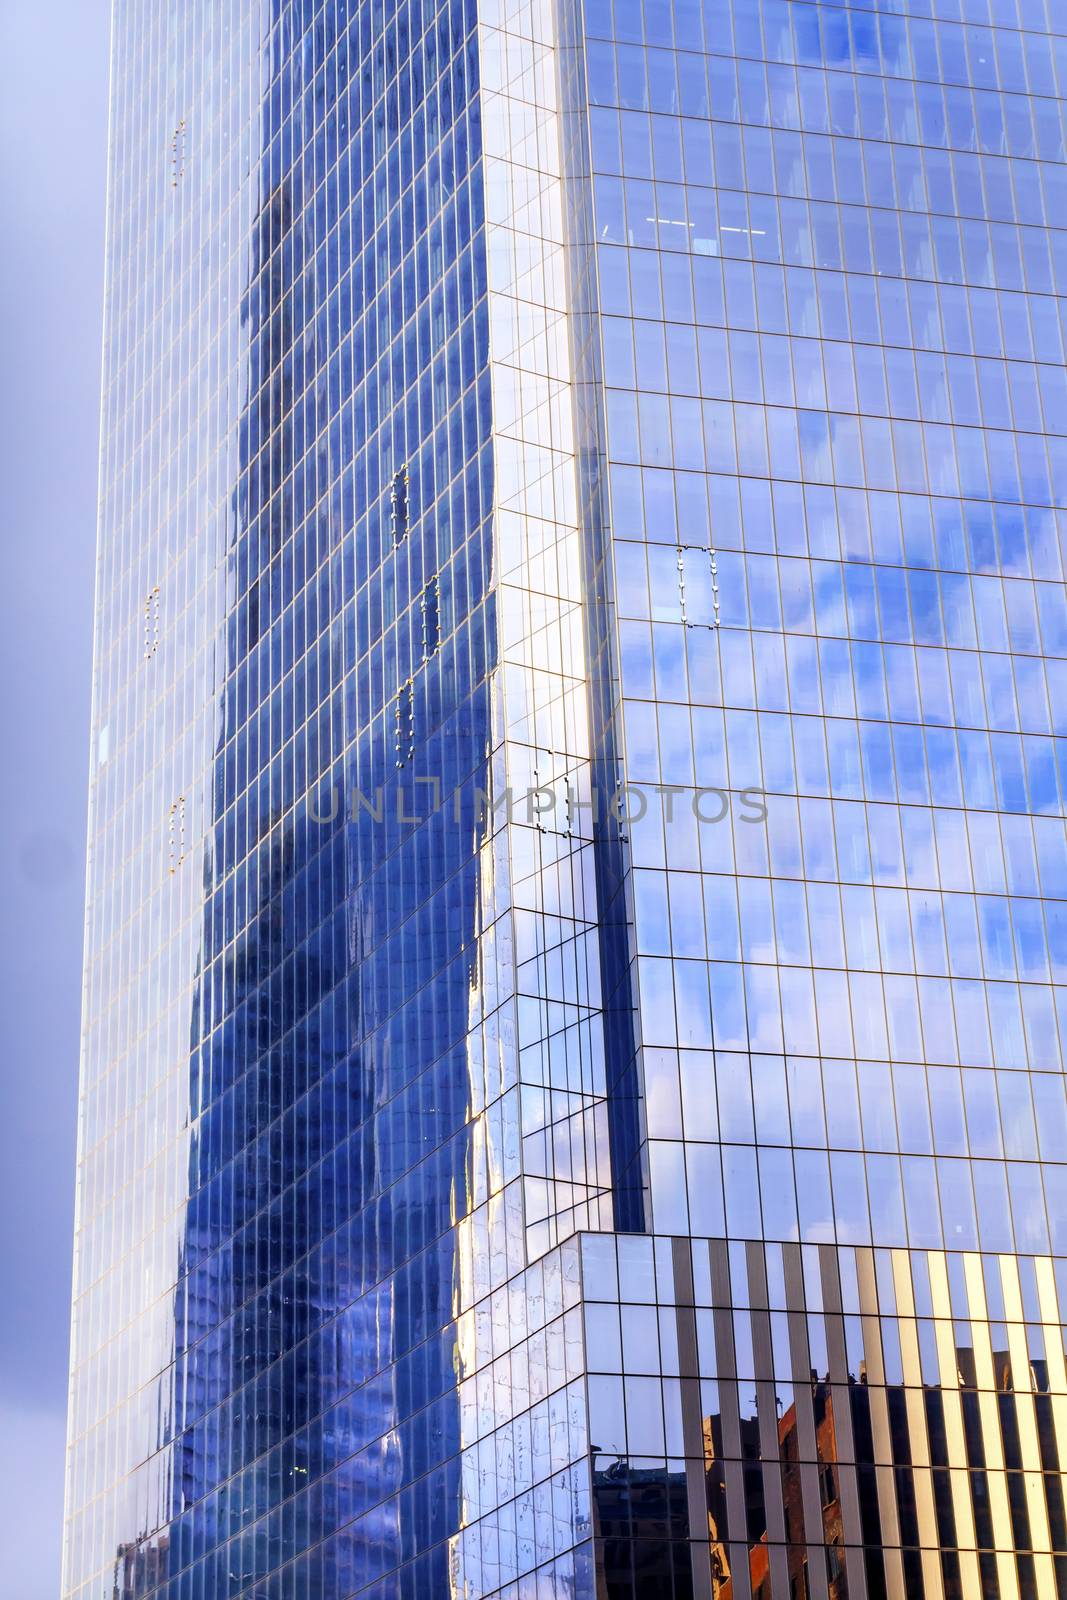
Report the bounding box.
[561,0,1067,1595]
[65,1,1067,1599]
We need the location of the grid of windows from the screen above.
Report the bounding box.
[572,0,1067,1305]
[66,0,1067,1597]
[560,0,1067,1590]
[582,1231,1067,1600]
[66,3,505,1596]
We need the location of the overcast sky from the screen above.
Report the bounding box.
[0,2,109,1592]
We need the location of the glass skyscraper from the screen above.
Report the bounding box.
[65,1,1067,1597]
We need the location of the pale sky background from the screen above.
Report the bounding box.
[0,2,110,1592]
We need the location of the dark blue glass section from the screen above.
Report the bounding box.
[93,4,495,1596]
[560,0,647,1236]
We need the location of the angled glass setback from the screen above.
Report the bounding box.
[65,1,1067,1598]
